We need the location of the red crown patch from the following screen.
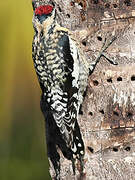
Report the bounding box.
[35,5,53,16]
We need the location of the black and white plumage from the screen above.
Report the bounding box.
[32,1,117,179]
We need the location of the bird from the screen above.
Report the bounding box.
[32,1,117,179]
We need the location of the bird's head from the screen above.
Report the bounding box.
[32,0,56,33]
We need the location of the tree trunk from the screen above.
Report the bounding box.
[41,0,135,179]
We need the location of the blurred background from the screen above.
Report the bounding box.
[0,0,50,179]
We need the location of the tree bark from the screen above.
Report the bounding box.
[40,0,135,179]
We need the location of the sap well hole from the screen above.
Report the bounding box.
[58,6,62,12]
[131,75,135,81]
[124,0,131,6]
[67,14,70,18]
[113,111,119,116]
[113,4,118,8]
[89,112,93,116]
[107,78,112,83]
[93,80,99,86]
[117,77,122,81]
[113,147,118,152]
[92,0,99,4]
[105,3,110,8]
[99,110,104,114]
[88,146,94,153]
[127,112,133,118]
[82,41,87,46]
[124,146,131,151]
[97,36,102,41]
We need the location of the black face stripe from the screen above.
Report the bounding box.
[36,14,48,23]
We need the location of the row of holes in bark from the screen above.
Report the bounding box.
[82,36,102,47]
[80,109,133,118]
[83,34,135,46]
[58,6,71,18]
[91,110,133,118]
[70,0,132,7]
[70,1,84,7]
[92,75,135,86]
[60,1,132,20]
[88,146,131,153]
[59,2,84,18]
[91,0,131,7]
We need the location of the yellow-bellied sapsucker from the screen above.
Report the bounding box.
[32,1,117,179]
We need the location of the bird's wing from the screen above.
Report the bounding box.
[49,33,81,148]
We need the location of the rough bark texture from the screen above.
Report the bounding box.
[40,0,135,179]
